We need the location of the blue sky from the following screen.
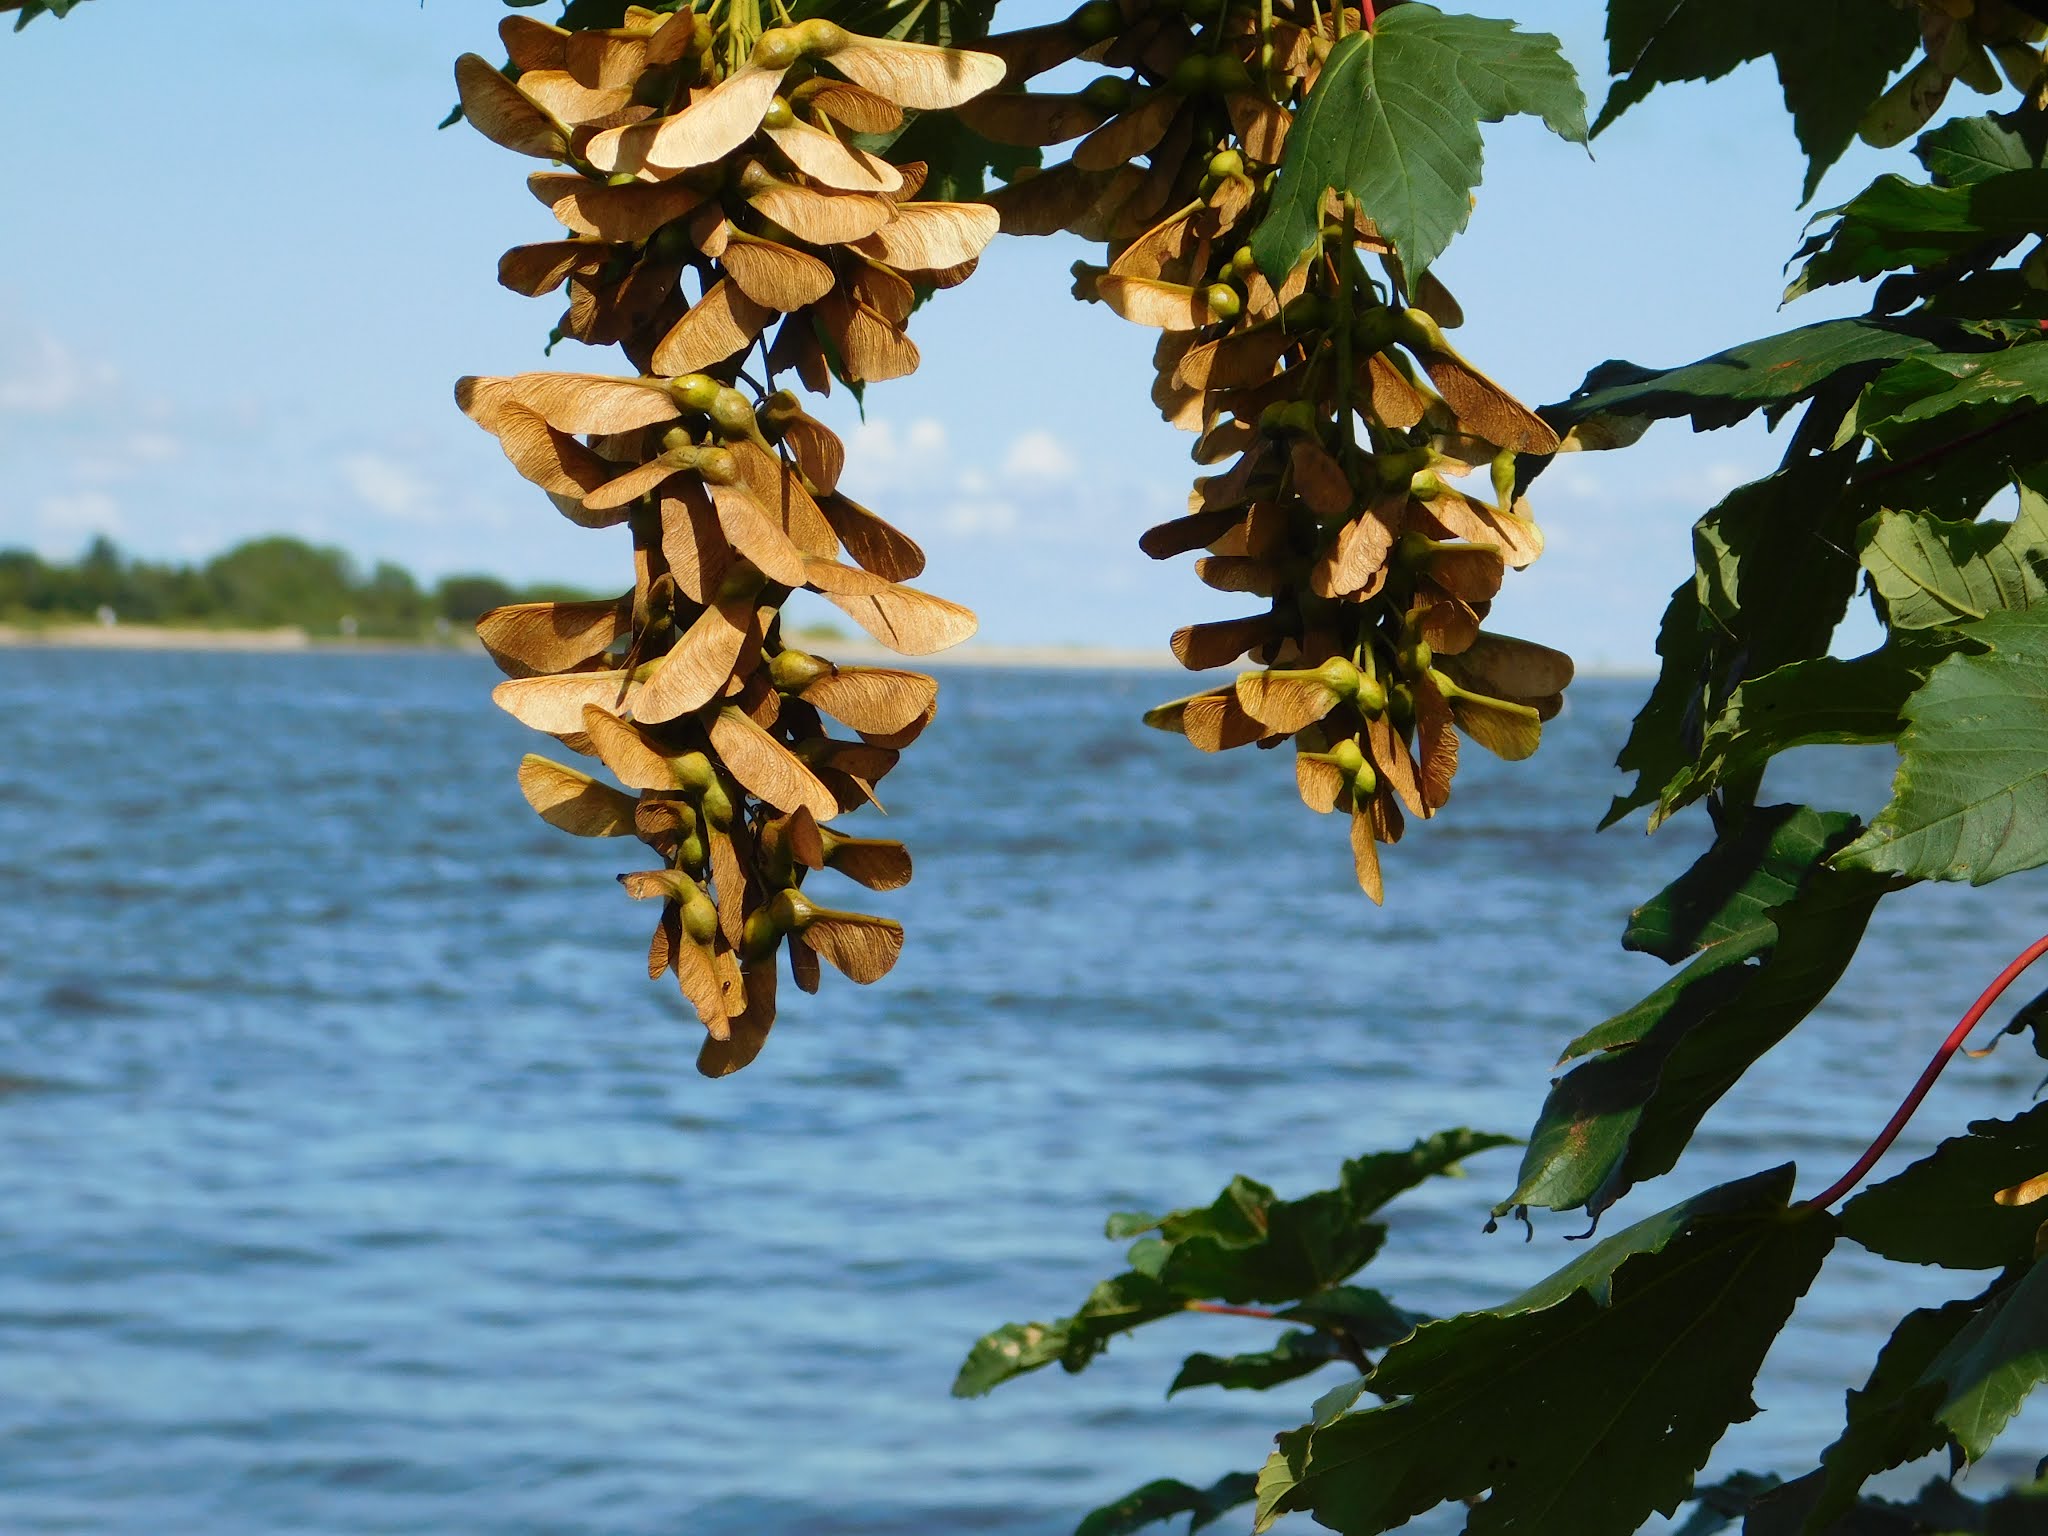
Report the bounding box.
[0,1,1924,665]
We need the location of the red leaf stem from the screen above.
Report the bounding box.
[1805,932,2048,1210]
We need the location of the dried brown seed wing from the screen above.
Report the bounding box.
[763,120,904,193]
[817,580,977,656]
[1365,713,1425,819]
[1193,416,1257,465]
[709,825,748,949]
[1194,555,1276,595]
[1348,805,1385,905]
[974,21,1082,84]
[708,482,811,587]
[818,492,924,579]
[648,901,679,981]
[1290,439,1353,520]
[644,10,696,67]
[1416,598,1480,656]
[1413,345,1560,456]
[1107,204,1200,283]
[547,176,706,242]
[673,937,730,1030]
[709,707,840,821]
[799,739,898,811]
[1411,672,1459,810]
[1423,547,1505,604]
[1360,352,1427,430]
[660,482,732,605]
[822,38,1005,110]
[1312,497,1398,599]
[984,161,1119,236]
[851,202,1000,272]
[563,29,649,89]
[515,69,634,126]
[1177,329,1288,391]
[814,292,921,383]
[729,440,838,555]
[477,595,632,677]
[1235,670,1340,733]
[1171,613,1272,671]
[849,260,916,325]
[503,372,680,435]
[1438,631,1575,699]
[1296,752,1344,813]
[587,63,787,175]
[1095,274,1208,331]
[1140,505,1243,560]
[518,754,638,836]
[746,183,896,246]
[1226,93,1290,161]
[799,667,937,735]
[580,704,679,788]
[634,599,755,723]
[652,278,777,376]
[697,961,776,1075]
[493,671,641,735]
[1420,492,1543,569]
[1181,691,1268,752]
[798,910,904,983]
[795,79,904,134]
[716,235,836,314]
[500,15,570,71]
[583,455,685,513]
[455,54,568,159]
[489,402,622,513]
[781,413,845,495]
[789,936,823,994]
[1439,679,1543,761]
[1072,92,1178,171]
[956,90,1108,148]
[820,834,912,890]
[498,239,606,297]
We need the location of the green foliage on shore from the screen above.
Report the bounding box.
[0,534,593,639]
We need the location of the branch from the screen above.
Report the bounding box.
[1805,932,2048,1210]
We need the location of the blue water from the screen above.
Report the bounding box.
[3,650,2047,1534]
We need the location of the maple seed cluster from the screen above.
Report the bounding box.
[969,0,1575,900]
[452,6,1003,1074]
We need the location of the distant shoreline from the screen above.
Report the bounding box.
[0,623,1654,676]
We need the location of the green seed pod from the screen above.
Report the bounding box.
[763,96,795,130]
[708,387,757,440]
[1327,736,1366,777]
[1257,400,1290,436]
[672,751,718,794]
[650,222,695,263]
[1388,683,1416,732]
[759,389,803,437]
[1356,672,1388,717]
[670,373,721,412]
[607,172,641,188]
[678,830,707,871]
[1203,283,1242,322]
[741,908,782,963]
[1280,293,1326,330]
[792,18,848,54]
[1353,759,1379,798]
[770,648,835,691]
[1207,53,1252,92]
[1080,74,1133,113]
[681,887,718,945]
[1209,148,1246,182]
[699,781,735,829]
[1491,448,1517,512]
[1278,400,1316,436]
[752,26,801,68]
[696,447,739,485]
[660,426,700,457]
[1071,0,1122,40]
[1398,638,1433,677]
[1169,53,1212,95]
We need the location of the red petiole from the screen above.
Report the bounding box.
[1805,932,2048,1210]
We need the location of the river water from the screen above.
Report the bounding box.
[2,650,2045,1534]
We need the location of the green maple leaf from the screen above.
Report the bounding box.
[1598,0,1919,200]
[1249,5,1585,282]
[1255,1168,1836,1536]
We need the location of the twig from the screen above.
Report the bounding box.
[1806,932,2048,1210]
[1184,1301,1281,1319]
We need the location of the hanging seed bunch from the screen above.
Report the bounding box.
[453,4,1004,1073]
[1863,0,2047,145]
[965,0,1574,901]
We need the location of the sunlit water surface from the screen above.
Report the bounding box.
[3,651,2046,1534]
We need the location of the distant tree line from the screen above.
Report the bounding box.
[0,535,593,637]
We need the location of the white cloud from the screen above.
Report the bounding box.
[1001,429,1075,483]
[942,498,1017,535]
[840,416,948,492]
[341,452,434,519]
[0,331,119,415]
[37,489,121,537]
